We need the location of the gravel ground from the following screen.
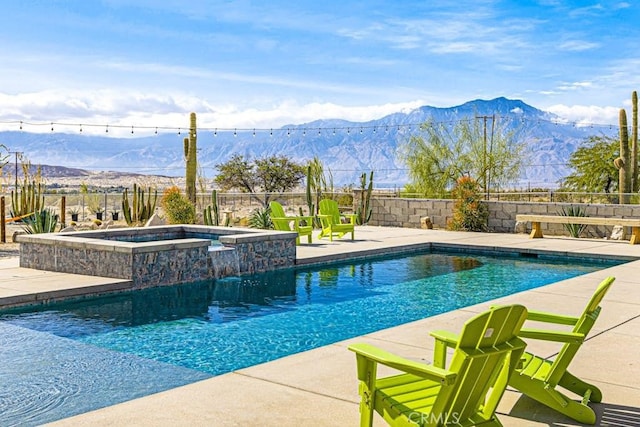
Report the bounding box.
[0,243,19,258]
[0,224,21,258]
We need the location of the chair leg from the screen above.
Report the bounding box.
[558,370,602,403]
[510,376,597,424]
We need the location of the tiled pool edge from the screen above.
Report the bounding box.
[295,240,640,269]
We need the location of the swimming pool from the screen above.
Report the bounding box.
[0,249,620,425]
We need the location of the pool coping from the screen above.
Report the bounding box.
[2,226,640,426]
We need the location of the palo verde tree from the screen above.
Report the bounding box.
[561,135,618,194]
[400,117,526,197]
[214,154,305,206]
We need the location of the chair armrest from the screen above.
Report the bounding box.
[344,213,358,224]
[348,343,457,386]
[519,328,584,344]
[270,216,291,221]
[490,305,579,326]
[429,330,459,368]
[526,310,579,326]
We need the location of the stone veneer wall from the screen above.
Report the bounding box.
[363,197,640,238]
[18,226,297,289]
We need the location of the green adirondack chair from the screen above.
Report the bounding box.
[317,199,356,241]
[268,201,313,245]
[348,304,528,427]
[507,276,615,424]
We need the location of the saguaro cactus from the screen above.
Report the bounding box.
[632,91,638,192]
[615,109,631,204]
[184,112,197,205]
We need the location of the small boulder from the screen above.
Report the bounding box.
[420,216,433,229]
[610,225,625,241]
[514,221,527,234]
[145,212,166,227]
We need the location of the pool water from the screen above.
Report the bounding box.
[0,250,619,425]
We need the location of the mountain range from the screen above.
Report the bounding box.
[0,97,614,189]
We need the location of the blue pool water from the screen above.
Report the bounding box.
[0,249,620,425]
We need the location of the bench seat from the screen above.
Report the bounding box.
[516,214,640,244]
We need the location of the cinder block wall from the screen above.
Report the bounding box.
[366,198,455,229]
[364,197,640,237]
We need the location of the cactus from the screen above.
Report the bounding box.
[184,112,197,205]
[632,91,638,192]
[122,183,158,225]
[10,179,44,218]
[356,171,374,225]
[615,109,631,204]
[305,165,315,216]
[204,189,220,226]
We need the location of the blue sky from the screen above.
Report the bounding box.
[0,0,638,135]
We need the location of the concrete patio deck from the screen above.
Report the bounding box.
[1,226,639,426]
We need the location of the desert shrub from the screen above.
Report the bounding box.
[161,186,195,224]
[248,207,273,229]
[22,209,58,234]
[447,176,488,232]
[558,205,588,238]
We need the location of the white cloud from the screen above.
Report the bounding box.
[545,104,620,126]
[0,90,426,137]
[558,40,600,51]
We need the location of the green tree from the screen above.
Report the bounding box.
[214,154,305,205]
[0,144,8,171]
[400,118,526,197]
[561,135,618,193]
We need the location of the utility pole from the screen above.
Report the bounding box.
[8,151,23,191]
[475,115,495,200]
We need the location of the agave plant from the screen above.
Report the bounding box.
[248,207,273,230]
[22,208,59,234]
[558,205,588,238]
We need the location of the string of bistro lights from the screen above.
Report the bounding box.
[0,115,625,137]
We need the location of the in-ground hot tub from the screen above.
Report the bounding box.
[17,225,297,288]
